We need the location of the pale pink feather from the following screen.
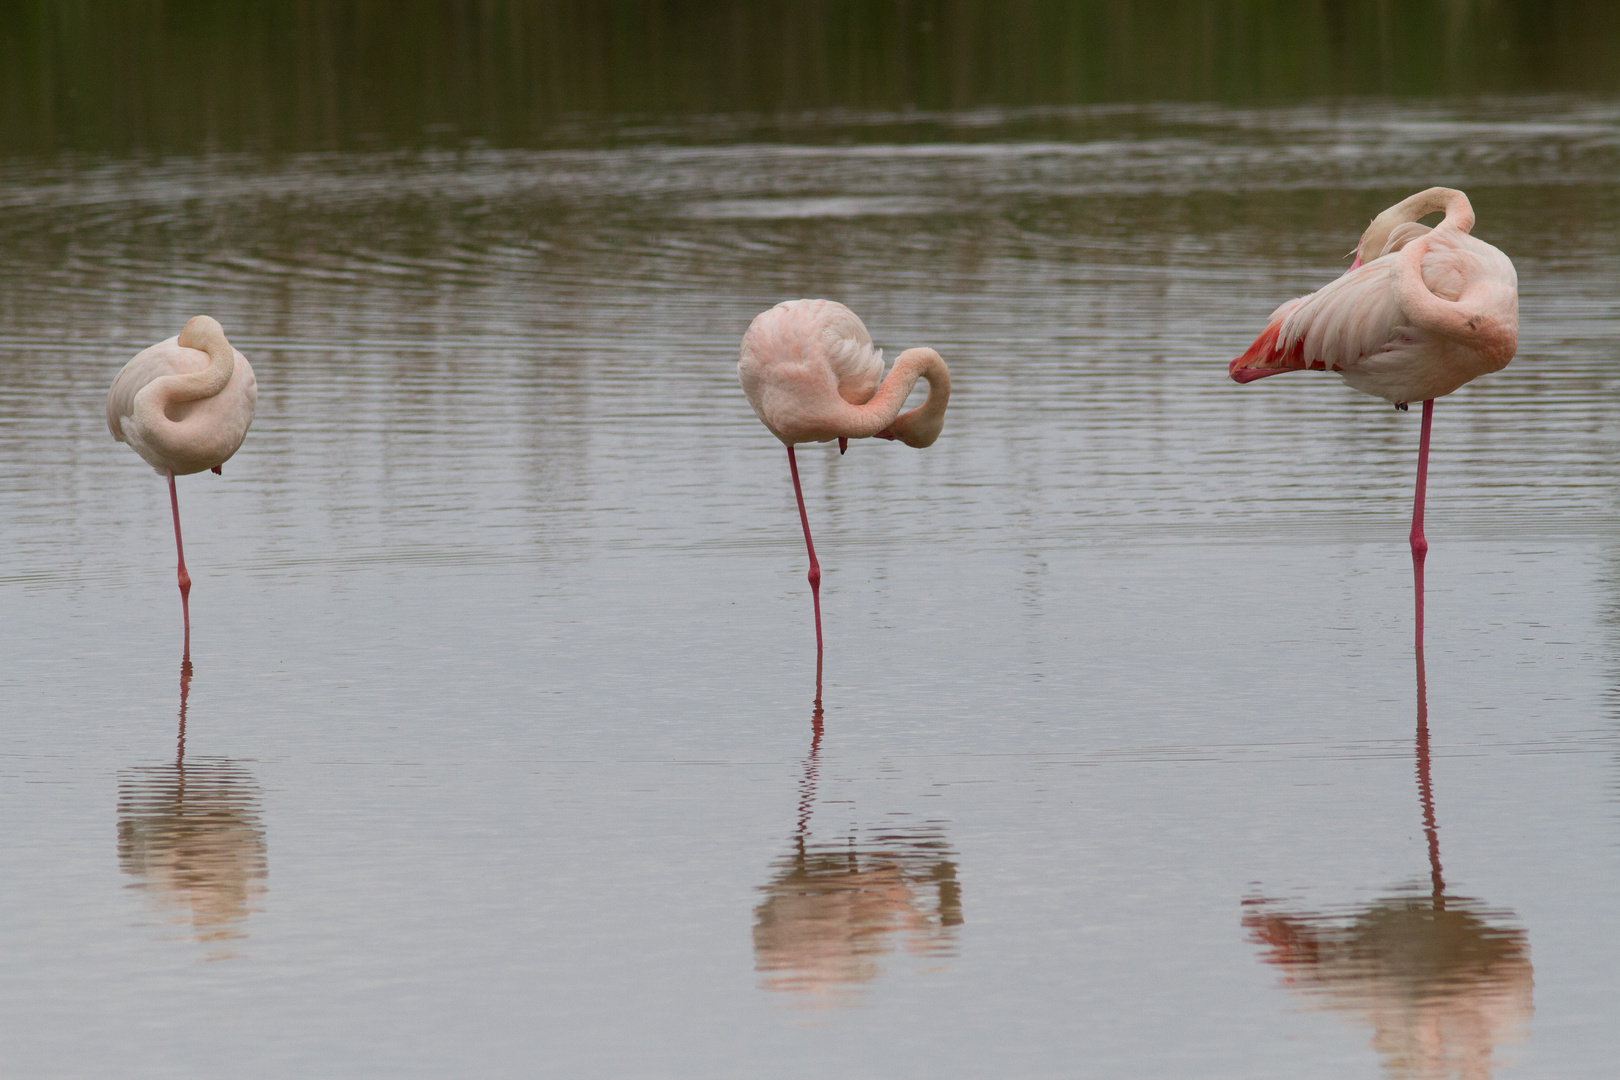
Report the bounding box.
[739,300,950,447]
[108,317,257,475]
[1231,190,1518,405]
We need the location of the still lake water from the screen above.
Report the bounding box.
[2,96,1619,1077]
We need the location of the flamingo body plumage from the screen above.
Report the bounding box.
[108,317,257,476]
[1230,187,1518,406]
[107,316,256,642]
[739,300,950,689]
[740,299,950,449]
[1229,188,1518,557]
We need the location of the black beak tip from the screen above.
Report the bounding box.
[838,438,848,455]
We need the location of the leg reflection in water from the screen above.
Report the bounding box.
[175,646,192,763]
[1242,557,1532,1079]
[117,651,267,952]
[752,700,962,1006]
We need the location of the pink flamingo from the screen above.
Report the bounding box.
[739,300,950,682]
[107,316,257,646]
[1230,187,1518,558]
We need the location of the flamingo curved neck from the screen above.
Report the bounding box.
[882,348,950,447]
[814,347,950,447]
[1356,187,1474,267]
[164,316,237,406]
[1391,237,1510,360]
[129,317,241,468]
[1386,229,1517,371]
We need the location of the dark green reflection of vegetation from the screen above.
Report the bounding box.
[2,1,1616,154]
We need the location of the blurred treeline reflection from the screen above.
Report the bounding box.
[3,0,1617,154]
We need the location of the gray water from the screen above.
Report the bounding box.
[2,97,1619,1078]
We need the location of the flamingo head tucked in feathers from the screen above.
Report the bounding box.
[1351,187,1475,273]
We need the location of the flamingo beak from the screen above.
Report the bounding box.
[838,438,848,455]
[211,464,222,475]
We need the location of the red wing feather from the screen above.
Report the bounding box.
[1229,320,1325,382]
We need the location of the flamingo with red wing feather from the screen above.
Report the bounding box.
[1230,187,1518,557]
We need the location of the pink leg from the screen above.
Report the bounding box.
[168,474,192,647]
[786,446,824,665]
[1410,399,1434,560]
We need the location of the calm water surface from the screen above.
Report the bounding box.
[2,97,1619,1077]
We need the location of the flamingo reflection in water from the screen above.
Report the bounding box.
[117,653,266,953]
[753,705,962,1005]
[1243,563,1532,1079]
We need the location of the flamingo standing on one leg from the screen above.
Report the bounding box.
[739,300,950,691]
[1229,187,1518,559]
[107,316,257,647]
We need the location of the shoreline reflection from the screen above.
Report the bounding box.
[1244,560,1532,1078]
[117,653,267,952]
[753,702,962,1005]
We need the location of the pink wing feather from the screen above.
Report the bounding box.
[1230,226,1515,405]
[1230,264,1405,382]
